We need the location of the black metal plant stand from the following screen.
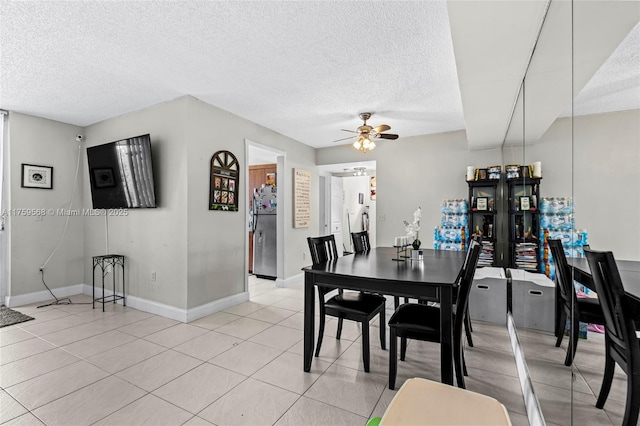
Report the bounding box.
[92,255,125,311]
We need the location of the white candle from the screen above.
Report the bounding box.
[533,161,542,178]
[466,166,475,181]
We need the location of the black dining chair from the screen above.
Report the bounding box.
[585,248,640,426]
[388,240,481,390]
[307,235,386,372]
[549,239,605,366]
[456,235,484,348]
[351,231,407,311]
[351,231,371,254]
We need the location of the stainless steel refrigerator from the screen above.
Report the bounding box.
[252,184,277,279]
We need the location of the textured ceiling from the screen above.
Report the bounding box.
[0,1,638,150]
[568,20,640,117]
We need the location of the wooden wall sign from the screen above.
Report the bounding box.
[293,168,311,228]
[210,150,239,211]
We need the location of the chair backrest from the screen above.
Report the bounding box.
[584,248,640,365]
[455,241,482,323]
[548,239,575,312]
[351,231,371,254]
[307,235,339,265]
[454,238,480,284]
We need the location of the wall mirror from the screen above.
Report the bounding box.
[502,1,639,424]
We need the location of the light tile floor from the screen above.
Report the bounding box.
[0,276,629,425]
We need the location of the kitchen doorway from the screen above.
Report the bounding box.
[245,141,285,295]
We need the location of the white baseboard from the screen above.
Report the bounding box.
[6,283,250,324]
[5,284,85,308]
[84,284,188,322]
[186,292,250,322]
[83,284,250,322]
[276,273,303,288]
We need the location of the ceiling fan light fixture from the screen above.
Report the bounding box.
[335,112,392,152]
[353,167,367,176]
[363,138,375,151]
[354,134,375,152]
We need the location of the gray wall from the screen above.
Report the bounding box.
[184,97,317,308]
[6,113,84,296]
[317,130,502,247]
[319,110,639,260]
[526,110,639,260]
[83,96,317,311]
[84,98,190,309]
[5,96,317,311]
[5,102,638,310]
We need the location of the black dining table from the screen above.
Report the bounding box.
[568,257,640,314]
[302,247,466,385]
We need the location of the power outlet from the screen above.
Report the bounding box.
[151,271,157,282]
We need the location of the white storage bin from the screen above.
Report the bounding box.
[469,267,507,325]
[509,269,555,333]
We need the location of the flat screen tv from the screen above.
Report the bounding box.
[87,134,157,209]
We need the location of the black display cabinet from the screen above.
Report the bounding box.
[507,178,542,271]
[468,179,500,267]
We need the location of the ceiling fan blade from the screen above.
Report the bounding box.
[376,133,399,140]
[340,129,359,133]
[373,124,391,133]
[332,135,357,143]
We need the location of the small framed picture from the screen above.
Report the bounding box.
[21,164,53,189]
[520,196,531,211]
[477,197,488,211]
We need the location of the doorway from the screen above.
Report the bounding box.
[318,161,377,254]
[245,141,285,295]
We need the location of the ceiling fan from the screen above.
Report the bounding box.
[334,112,399,152]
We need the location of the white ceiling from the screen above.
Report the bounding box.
[1,1,638,150]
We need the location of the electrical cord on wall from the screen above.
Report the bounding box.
[37,137,86,308]
[37,269,71,307]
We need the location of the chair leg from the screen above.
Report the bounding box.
[464,314,474,348]
[315,311,326,357]
[454,335,466,389]
[400,337,407,361]
[362,321,370,372]
[555,309,567,347]
[462,349,468,377]
[389,328,397,390]
[564,316,580,366]
[379,310,386,350]
[596,335,615,409]
[622,369,640,426]
[336,318,344,340]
